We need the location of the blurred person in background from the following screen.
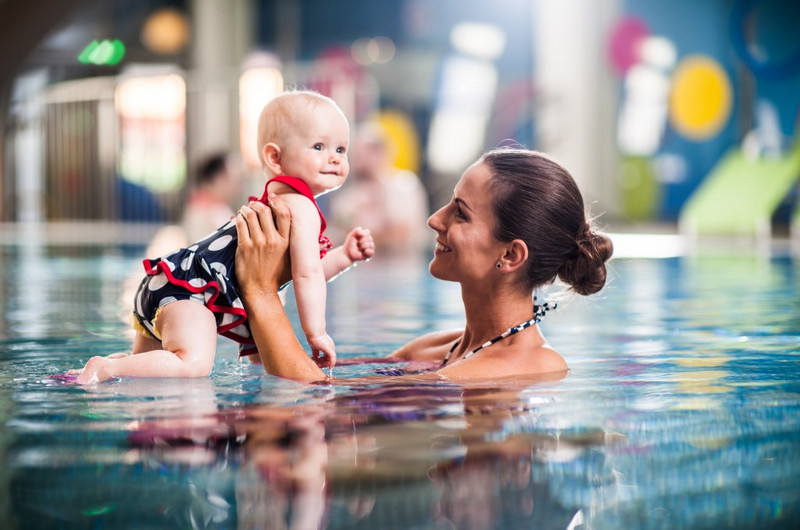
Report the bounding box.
[143,152,245,257]
[182,152,245,242]
[329,121,429,255]
[117,152,245,326]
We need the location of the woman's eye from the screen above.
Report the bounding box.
[455,205,467,220]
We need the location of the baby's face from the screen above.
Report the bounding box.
[279,103,350,196]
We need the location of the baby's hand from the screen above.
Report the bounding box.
[307,333,337,368]
[344,227,375,263]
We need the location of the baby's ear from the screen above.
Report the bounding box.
[262,143,282,174]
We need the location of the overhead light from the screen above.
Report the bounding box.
[450,22,505,60]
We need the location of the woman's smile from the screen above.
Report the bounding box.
[434,240,452,255]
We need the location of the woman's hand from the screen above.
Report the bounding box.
[235,196,292,296]
[234,196,327,383]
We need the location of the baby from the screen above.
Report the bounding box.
[74,90,373,384]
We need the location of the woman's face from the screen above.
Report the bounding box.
[427,161,505,284]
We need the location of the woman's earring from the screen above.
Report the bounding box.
[496,262,502,269]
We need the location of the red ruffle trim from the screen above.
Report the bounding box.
[143,258,253,345]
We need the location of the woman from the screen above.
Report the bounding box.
[234,148,613,383]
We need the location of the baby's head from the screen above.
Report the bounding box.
[257,90,350,196]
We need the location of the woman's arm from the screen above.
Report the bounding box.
[387,329,462,363]
[235,199,327,383]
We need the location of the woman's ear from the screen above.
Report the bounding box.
[499,239,529,272]
[262,143,282,174]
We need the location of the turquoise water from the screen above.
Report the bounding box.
[1,244,799,529]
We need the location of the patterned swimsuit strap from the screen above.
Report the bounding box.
[440,297,556,367]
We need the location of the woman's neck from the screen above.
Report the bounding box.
[459,283,537,350]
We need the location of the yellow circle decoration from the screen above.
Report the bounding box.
[375,110,420,174]
[669,55,732,140]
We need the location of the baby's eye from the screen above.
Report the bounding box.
[313,144,323,151]
[336,146,346,154]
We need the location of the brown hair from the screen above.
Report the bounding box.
[196,152,229,186]
[482,148,613,295]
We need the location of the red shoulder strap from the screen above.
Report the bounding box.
[264,176,327,233]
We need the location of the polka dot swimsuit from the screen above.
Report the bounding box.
[131,176,332,356]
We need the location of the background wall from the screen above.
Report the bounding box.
[1,0,798,230]
[624,0,800,219]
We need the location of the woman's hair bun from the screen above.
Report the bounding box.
[557,224,613,295]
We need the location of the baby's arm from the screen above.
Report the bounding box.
[282,194,336,367]
[322,227,375,281]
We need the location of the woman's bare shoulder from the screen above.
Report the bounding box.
[439,342,567,380]
[500,341,567,376]
[388,329,462,362]
[528,343,568,373]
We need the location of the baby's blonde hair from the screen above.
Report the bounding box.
[256,90,343,167]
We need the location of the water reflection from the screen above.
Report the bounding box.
[111,378,604,529]
[2,247,800,528]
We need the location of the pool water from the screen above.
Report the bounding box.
[1,243,799,529]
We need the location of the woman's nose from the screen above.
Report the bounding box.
[427,206,445,232]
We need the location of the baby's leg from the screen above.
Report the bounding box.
[77,301,218,384]
[100,334,160,360]
[132,330,164,355]
[95,334,158,361]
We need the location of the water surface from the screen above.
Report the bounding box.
[1,244,799,529]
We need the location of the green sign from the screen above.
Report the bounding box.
[78,39,126,66]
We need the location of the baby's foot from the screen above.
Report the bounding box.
[48,372,80,384]
[75,356,115,385]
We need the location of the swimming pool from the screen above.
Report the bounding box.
[1,240,799,529]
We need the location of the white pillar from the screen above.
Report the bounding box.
[532,0,620,215]
[190,0,254,155]
[13,70,48,222]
